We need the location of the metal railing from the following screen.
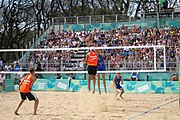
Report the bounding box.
[142,12,180,21]
[1,61,178,72]
[52,12,180,25]
[53,14,130,25]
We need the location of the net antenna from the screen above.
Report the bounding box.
[0,45,166,74]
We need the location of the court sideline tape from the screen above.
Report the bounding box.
[128,98,178,120]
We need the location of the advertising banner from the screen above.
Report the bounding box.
[0,79,15,92]
[32,79,69,91]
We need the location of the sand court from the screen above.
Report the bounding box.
[0,91,179,120]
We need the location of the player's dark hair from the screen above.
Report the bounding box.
[29,67,35,73]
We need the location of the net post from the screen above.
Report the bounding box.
[108,60,111,81]
[154,46,157,70]
[179,64,180,107]
[163,45,166,71]
[178,64,180,108]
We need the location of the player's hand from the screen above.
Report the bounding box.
[83,61,87,65]
[113,81,116,84]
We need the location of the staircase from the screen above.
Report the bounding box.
[64,49,87,71]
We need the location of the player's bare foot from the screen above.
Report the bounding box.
[116,97,119,100]
[99,91,101,95]
[92,90,95,94]
[33,113,37,115]
[105,91,107,94]
[14,111,19,115]
[120,95,123,99]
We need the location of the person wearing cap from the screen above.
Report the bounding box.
[17,68,26,83]
[0,72,6,93]
[85,47,98,94]
[130,72,138,81]
[113,72,124,100]
[96,49,107,95]
[14,62,21,85]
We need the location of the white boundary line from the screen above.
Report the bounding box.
[128,98,178,120]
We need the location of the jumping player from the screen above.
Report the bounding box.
[14,67,39,115]
[85,47,98,94]
[113,72,124,100]
[97,49,107,94]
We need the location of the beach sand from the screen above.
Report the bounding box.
[0,91,179,120]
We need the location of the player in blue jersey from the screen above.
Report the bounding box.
[113,72,124,99]
[97,49,107,95]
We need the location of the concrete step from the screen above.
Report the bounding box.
[72,56,85,59]
[70,59,83,61]
[73,54,85,57]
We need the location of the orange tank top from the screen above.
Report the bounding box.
[20,74,33,93]
[88,51,98,66]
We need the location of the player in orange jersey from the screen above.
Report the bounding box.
[14,67,39,115]
[85,47,98,94]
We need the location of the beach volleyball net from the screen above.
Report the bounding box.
[0,45,166,80]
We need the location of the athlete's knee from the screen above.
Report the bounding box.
[92,75,96,79]
[35,98,39,103]
[97,74,100,78]
[121,89,124,93]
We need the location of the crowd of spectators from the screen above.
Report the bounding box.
[1,61,21,73]
[28,25,179,72]
[1,25,179,80]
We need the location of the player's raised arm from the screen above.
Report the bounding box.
[84,53,89,65]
